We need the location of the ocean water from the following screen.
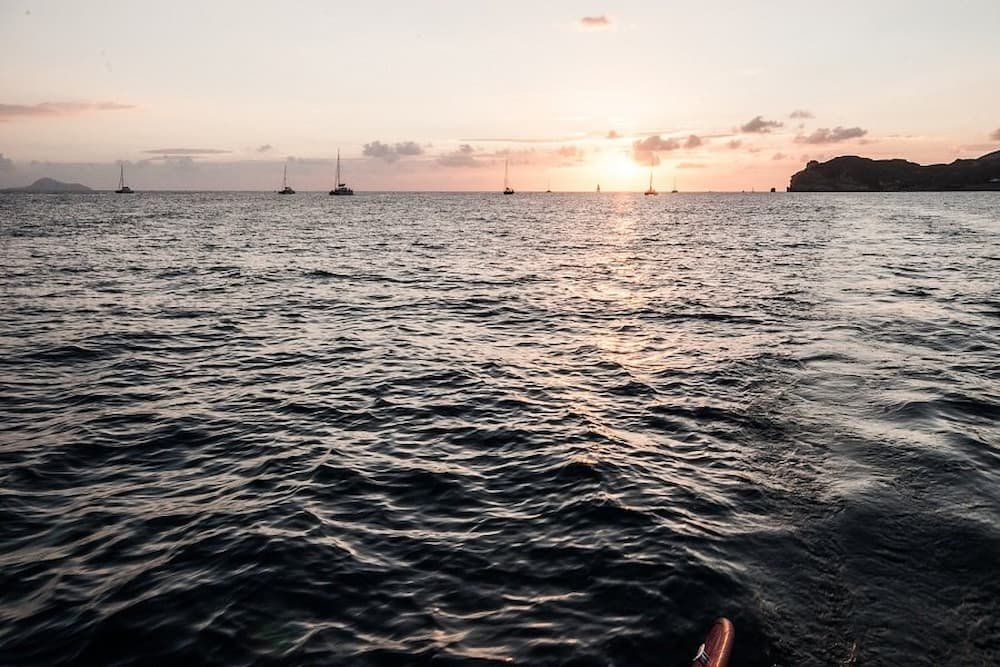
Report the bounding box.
[1,191,998,666]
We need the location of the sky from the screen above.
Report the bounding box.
[1,0,999,191]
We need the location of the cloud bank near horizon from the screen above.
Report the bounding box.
[795,126,867,144]
[363,140,425,162]
[630,134,704,165]
[144,148,231,155]
[436,144,483,168]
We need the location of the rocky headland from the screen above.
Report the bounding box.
[0,178,95,194]
[788,150,1000,191]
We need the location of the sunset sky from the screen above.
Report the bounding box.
[2,0,999,191]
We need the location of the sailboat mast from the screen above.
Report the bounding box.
[336,150,341,186]
[504,159,509,189]
[283,164,287,188]
[120,162,125,189]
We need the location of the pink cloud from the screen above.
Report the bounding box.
[579,15,611,29]
[0,101,136,121]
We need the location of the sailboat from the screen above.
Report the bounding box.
[671,176,678,193]
[503,159,514,194]
[546,178,551,193]
[596,183,601,193]
[644,157,658,195]
[115,162,133,194]
[278,163,295,194]
[329,149,354,196]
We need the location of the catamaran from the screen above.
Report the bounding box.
[115,162,133,194]
[503,159,514,194]
[329,149,354,196]
[278,163,295,195]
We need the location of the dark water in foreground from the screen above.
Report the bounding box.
[1,192,998,666]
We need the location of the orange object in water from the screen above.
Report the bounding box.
[690,618,735,667]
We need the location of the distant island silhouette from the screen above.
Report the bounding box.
[0,177,95,194]
[788,150,1000,191]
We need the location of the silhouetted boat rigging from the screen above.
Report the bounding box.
[114,162,133,194]
[278,164,295,194]
[329,149,354,196]
[672,176,679,193]
[644,157,658,195]
[503,159,514,194]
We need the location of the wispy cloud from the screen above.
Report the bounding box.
[144,148,231,155]
[0,101,136,121]
[144,155,199,170]
[677,162,706,169]
[726,139,743,150]
[579,15,611,29]
[363,140,425,162]
[0,153,13,170]
[461,135,581,143]
[789,110,814,119]
[607,129,621,139]
[772,152,788,160]
[794,126,867,144]
[683,134,703,149]
[740,115,783,133]
[990,128,1000,141]
[256,144,273,153]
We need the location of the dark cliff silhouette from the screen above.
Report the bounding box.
[0,177,95,194]
[788,150,1000,191]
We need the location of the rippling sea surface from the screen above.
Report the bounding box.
[1,192,998,666]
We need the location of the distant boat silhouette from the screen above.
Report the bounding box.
[278,163,295,195]
[644,157,658,195]
[672,176,678,193]
[596,183,601,193]
[114,162,133,194]
[546,178,551,193]
[329,149,354,196]
[503,159,514,194]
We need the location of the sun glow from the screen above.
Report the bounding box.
[584,150,644,191]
